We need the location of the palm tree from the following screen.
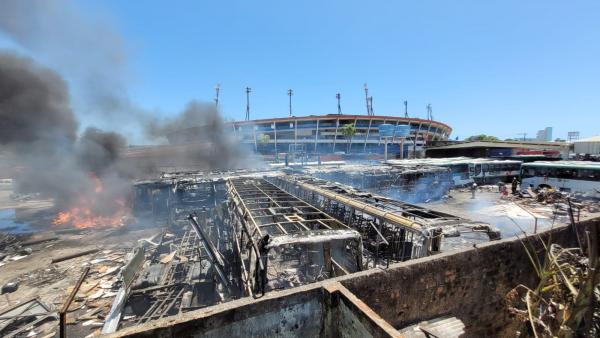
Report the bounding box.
[257,134,271,153]
[341,123,356,154]
[258,133,271,144]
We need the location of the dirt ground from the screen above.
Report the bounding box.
[2,182,598,337]
[0,186,161,337]
[420,186,600,239]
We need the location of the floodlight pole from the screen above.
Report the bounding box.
[288,89,293,117]
[245,87,251,121]
[214,83,220,108]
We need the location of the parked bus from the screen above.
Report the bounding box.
[520,161,600,197]
[388,157,522,186]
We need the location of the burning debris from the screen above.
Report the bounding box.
[0,164,596,337]
[0,51,133,230]
[51,175,131,229]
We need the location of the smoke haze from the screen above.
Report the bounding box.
[0,51,128,208]
[0,2,256,221]
[145,101,252,170]
[0,0,146,140]
[0,52,78,147]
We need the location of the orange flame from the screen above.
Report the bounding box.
[52,175,130,229]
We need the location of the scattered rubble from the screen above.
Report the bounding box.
[0,168,597,337]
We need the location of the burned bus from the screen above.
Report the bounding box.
[226,178,363,295]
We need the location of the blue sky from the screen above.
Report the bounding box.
[5,1,600,140]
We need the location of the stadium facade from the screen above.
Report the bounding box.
[169,114,452,155]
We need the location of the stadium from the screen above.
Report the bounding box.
[168,114,452,156]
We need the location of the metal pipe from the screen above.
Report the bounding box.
[60,267,90,338]
[51,248,99,264]
[288,178,425,233]
[188,215,230,288]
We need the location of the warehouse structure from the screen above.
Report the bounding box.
[425,140,568,159]
[573,135,600,155]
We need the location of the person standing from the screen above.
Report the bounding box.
[511,177,518,195]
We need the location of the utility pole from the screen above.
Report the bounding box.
[364,83,370,115]
[287,89,293,117]
[214,83,220,108]
[426,104,432,120]
[404,100,408,117]
[336,93,342,114]
[245,87,251,121]
[517,133,527,141]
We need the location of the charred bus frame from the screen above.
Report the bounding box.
[226,178,363,296]
[269,175,500,267]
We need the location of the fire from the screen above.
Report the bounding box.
[52,175,130,229]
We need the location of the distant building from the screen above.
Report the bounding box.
[568,131,580,142]
[573,136,600,155]
[166,114,452,155]
[536,127,553,142]
[425,140,568,159]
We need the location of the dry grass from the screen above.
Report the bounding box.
[506,211,599,337]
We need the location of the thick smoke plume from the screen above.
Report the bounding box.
[77,128,127,175]
[0,1,258,222]
[145,101,252,170]
[0,52,78,146]
[0,0,145,141]
[0,51,128,209]
[147,102,226,140]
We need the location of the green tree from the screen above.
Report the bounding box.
[341,123,357,153]
[465,134,500,142]
[258,133,271,144]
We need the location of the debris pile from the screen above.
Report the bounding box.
[0,232,33,266]
[514,186,600,219]
[506,222,599,337]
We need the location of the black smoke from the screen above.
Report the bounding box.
[0,1,259,215]
[145,101,253,170]
[0,52,78,147]
[76,128,127,175]
[0,51,128,209]
[0,0,146,142]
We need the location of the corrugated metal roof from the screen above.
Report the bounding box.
[573,136,600,154]
[573,135,600,143]
[522,161,600,170]
[427,141,566,150]
[388,157,522,166]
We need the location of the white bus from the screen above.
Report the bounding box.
[520,161,600,197]
[388,157,522,186]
